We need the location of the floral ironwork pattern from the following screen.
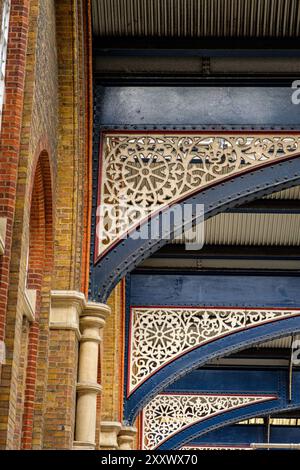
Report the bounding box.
[142,393,276,449]
[128,308,300,394]
[96,133,300,257]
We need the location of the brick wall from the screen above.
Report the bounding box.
[43,0,90,449]
[101,281,125,423]
[0,0,31,449]
[52,0,86,292]
[43,329,78,449]
[0,0,30,346]
[0,0,58,448]
[0,0,89,449]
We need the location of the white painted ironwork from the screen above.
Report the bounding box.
[0,0,10,132]
[129,308,300,394]
[97,133,300,257]
[141,393,277,450]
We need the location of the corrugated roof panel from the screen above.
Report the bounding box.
[266,186,300,200]
[92,0,300,37]
[174,213,300,246]
[258,336,298,348]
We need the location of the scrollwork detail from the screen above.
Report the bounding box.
[129,308,299,394]
[142,393,276,449]
[97,133,300,256]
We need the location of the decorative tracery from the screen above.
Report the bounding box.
[141,393,277,449]
[128,308,300,394]
[96,133,300,257]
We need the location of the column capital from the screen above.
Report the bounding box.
[79,302,110,335]
[50,292,111,338]
[100,421,122,450]
[118,426,137,450]
[81,302,111,324]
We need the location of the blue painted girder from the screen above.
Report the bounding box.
[124,271,300,423]
[184,424,300,448]
[129,273,300,307]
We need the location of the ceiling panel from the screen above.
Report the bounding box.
[92,0,300,38]
[174,212,300,247]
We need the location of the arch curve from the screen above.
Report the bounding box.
[125,315,300,424]
[158,400,298,450]
[21,148,54,448]
[139,369,300,450]
[91,155,300,302]
[27,149,54,289]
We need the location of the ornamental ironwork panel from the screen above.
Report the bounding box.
[128,308,300,395]
[141,393,276,450]
[96,132,300,258]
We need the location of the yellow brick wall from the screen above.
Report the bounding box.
[0,0,59,449]
[101,282,125,423]
[0,0,89,449]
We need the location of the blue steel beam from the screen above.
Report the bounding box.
[184,424,300,448]
[129,273,300,308]
[124,272,300,421]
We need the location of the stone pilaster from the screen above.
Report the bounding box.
[45,291,85,449]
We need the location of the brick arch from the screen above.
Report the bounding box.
[27,149,54,289]
[21,148,54,449]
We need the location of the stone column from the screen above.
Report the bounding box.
[73,302,110,450]
[118,426,137,450]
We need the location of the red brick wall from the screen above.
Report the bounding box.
[0,0,90,449]
[21,151,53,449]
[0,0,30,343]
[0,0,57,449]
